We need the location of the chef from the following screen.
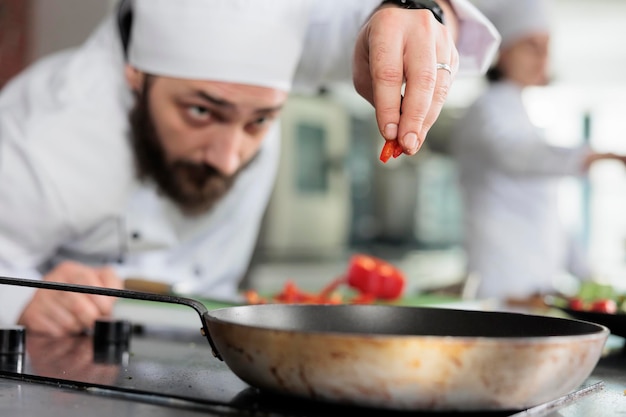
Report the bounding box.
[449,0,626,300]
[0,0,499,335]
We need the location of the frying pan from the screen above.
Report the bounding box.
[0,276,608,412]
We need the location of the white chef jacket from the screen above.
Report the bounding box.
[449,81,592,300]
[0,0,499,325]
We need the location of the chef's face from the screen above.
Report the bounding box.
[498,32,550,87]
[126,68,287,215]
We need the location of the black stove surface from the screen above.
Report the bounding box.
[0,327,599,417]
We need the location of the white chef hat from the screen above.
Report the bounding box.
[127,0,312,91]
[470,0,552,49]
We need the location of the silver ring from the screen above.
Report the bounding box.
[436,62,452,74]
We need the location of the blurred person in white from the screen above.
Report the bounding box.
[0,0,499,336]
[449,0,626,302]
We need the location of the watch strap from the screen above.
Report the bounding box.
[380,0,445,25]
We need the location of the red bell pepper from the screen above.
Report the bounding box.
[392,142,404,158]
[379,140,404,163]
[379,140,395,163]
[345,254,405,300]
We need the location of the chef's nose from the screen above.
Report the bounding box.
[203,126,243,176]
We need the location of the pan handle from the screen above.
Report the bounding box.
[0,275,224,361]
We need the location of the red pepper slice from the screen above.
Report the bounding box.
[392,143,404,158]
[380,139,404,163]
[274,280,321,303]
[345,254,405,300]
[379,140,396,163]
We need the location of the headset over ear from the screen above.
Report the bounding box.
[116,0,133,57]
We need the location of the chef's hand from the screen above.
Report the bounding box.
[18,261,123,337]
[583,151,626,170]
[353,0,459,156]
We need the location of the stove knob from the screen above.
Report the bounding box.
[0,326,25,373]
[93,319,132,365]
[93,318,132,346]
[0,326,25,355]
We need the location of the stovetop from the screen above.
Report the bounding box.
[0,324,611,417]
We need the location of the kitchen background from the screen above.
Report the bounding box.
[2,0,626,296]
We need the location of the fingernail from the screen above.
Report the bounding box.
[383,123,398,140]
[403,132,418,153]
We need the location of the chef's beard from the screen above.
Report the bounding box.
[128,78,256,217]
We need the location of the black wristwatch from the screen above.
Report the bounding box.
[380,0,445,25]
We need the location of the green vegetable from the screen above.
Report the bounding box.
[577,281,617,302]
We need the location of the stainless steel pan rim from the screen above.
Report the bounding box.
[205,303,610,342]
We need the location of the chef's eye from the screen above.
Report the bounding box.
[245,115,274,135]
[186,106,211,121]
[250,114,276,129]
[254,116,269,126]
